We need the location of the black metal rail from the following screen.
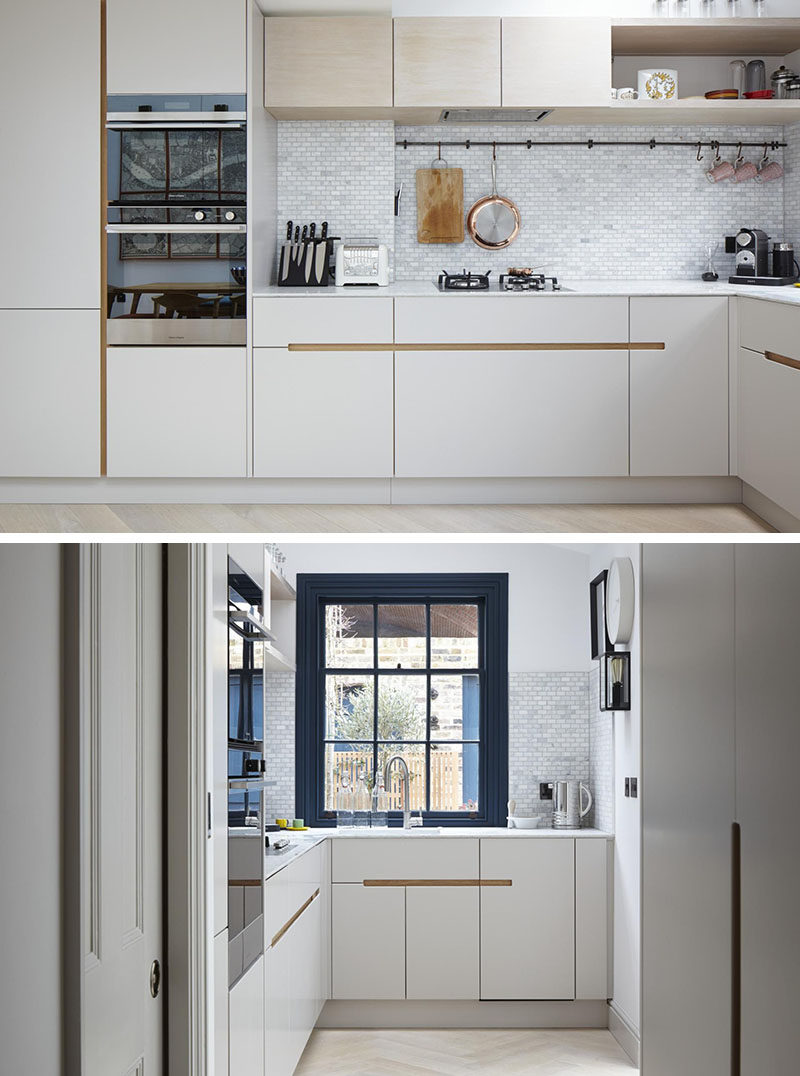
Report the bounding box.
[397,138,786,150]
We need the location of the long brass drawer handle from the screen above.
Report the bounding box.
[362,879,512,887]
[287,342,665,353]
[270,888,320,949]
[764,349,800,372]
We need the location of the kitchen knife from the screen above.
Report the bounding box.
[293,225,300,263]
[309,222,316,240]
[301,224,308,243]
[304,242,314,284]
[321,221,328,239]
[315,238,327,284]
[280,245,290,282]
[286,220,293,241]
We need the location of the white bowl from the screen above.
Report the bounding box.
[508,816,542,830]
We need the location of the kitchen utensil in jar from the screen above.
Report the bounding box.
[466,146,520,251]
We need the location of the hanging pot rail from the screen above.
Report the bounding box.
[396,138,786,150]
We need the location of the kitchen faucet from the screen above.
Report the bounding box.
[384,754,420,829]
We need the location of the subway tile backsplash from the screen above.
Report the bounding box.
[275,120,792,281]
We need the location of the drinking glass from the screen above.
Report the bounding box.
[728,0,741,16]
[675,0,691,14]
[753,0,767,16]
[653,0,671,15]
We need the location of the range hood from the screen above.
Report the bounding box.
[439,108,553,124]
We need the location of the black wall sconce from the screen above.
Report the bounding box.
[600,651,631,712]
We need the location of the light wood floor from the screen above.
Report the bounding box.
[294,1029,637,1075]
[0,502,774,533]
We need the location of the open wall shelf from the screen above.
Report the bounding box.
[611,18,800,57]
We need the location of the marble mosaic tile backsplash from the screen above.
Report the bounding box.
[275,120,792,281]
[264,670,611,830]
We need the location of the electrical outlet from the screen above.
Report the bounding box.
[630,777,638,798]
[539,782,553,800]
[624,778,630,798]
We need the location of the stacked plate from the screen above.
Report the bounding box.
[705,89,739,99]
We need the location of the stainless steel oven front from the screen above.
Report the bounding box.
[105,94,247,345]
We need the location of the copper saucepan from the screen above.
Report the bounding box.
[466,151,520,251]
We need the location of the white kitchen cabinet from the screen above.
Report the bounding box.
[406,886,480,1000]
[0,1,100,308]
[630,297,729,477]
[264,17,393,110]
[332,837,478,883]
[480,839,575,1000]
[265,937,293,1076]
[253,349,393,478]
[106,347,247,477]
[395,350,628,478]
[107,0,246,94]
[738,345,800,519]
[229,955,265,1076]
[502,18,612,107]
[332,885,406,1000]
[739,296,800,363]
[253,297,393,348]
[575,840,608,1001]
[214,930,229,1076]
[394,18,501,107]
[0,310,100,477]
[394,297,628,345]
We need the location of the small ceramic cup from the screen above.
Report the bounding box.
[291,819,304,829]
[756,159,784,183]
[733,159,758,183]
[275,818,288,828]
[617,87,638,100]
[706,159,735,183]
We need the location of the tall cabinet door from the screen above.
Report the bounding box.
[480,839,574,1000]
[332,886,405,1000]
[735,546,800,1074]
[630,297,729,477]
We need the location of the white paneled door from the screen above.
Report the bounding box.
[82,546,164,1076]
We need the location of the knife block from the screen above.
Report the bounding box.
[278,238,332,287]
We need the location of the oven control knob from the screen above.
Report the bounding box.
[224,210,236,221]
[194,210,206,221]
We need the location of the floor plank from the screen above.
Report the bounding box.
[294,1029,636,1075]
[0,501,775,534]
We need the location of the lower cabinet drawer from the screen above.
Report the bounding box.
[738,344,800,518]
[739,297,800,365]
[332,837,479,882]
[395,350,628,477]
[332,885,406,1000]
[106,346,246,477]
[253,349,393,478]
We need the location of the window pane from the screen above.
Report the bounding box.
[429,743,480,812]
[378,604,427,668]
[325,604,373,668]
[429,674,480,741]
[430,604,479,668]
[325,676,374,740]
[379,744,426,812]
[377,676,426,741]
[324,742,374,813]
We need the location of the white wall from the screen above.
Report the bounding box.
[280,541,590,672]
[586,543,641,1044]
[0,546,64,1076]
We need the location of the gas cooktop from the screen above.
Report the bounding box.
[438,269,565,292]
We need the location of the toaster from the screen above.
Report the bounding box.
[335,240,389,286]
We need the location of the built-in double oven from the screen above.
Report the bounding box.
[105,94,247,345]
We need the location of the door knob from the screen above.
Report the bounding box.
[150,959,161,999]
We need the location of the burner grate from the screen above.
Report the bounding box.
[438,269,491,291]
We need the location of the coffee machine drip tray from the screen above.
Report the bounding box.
[728,274,798,286]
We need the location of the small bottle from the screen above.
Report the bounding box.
[336,772,354,829]
[371,771,389,828]
[352,768,370,829]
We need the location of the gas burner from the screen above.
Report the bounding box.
[438,269,491,291]
[499,271,562,292]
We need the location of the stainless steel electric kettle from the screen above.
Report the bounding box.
[552,780,592,829]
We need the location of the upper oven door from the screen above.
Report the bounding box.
[105,96,247,345]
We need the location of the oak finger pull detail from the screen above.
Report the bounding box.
[764,349,800,373]
[362,878,512,887]
[270,887,320,949]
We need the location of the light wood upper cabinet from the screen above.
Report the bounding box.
[107,0,246,94]
[502,17,612,107]
[394,17,501,108]
[264,17,393,109]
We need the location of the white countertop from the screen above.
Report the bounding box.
[262,826,612,881]
[252,278,800,307]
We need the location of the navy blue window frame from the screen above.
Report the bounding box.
[296,573,508,828]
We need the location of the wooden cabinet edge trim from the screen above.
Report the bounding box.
[764,349,800,373]
[269,887,320,949]
[287,343,665,352]
[362,878,512,887]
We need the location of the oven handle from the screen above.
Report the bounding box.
[106,223,246,234]
[106,121,245,130]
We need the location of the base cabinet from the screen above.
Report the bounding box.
[738,345,800,519]
[395,350,628,478]
[107,347,247,477]
[229,956,265,1076]
[406,886,479,1000]
[0,310,100,477]
[480,839,575,1000]
[332,885,406,1000]
[253,349,394,478]
[630,297,729,477]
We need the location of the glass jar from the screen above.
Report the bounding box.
[786,78,800,100]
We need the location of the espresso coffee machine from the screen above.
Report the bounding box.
[728,228,798,285]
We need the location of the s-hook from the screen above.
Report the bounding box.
[696,143,704,162]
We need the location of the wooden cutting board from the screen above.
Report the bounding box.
[416,167,464,244]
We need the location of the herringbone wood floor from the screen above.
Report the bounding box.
[294,1029,636,1075]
